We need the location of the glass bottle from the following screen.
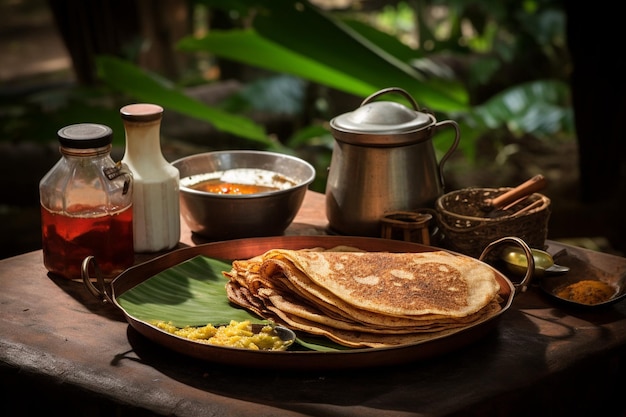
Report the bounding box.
[39,123,134,280]
[120,103,180,252]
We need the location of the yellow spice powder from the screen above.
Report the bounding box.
[554,280,615,305]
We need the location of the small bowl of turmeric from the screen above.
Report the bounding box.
[525,247,626,309]
[540,277,626,308]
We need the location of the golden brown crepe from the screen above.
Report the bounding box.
[223,247,502,348]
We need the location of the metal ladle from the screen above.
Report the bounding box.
[500,246,570,278]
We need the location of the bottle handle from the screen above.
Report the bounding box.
[103,161,133,195]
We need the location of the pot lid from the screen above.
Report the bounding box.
[330,87,436,146]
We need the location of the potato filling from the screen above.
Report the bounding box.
[153,319,289,350]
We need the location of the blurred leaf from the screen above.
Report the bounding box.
[220,74,307,115]
[508,102,572,137]
[341,18,426,65]
[467,55,501,88]
[285,124,334,149]
[96,55,273,145]
[253,1,469,112]
[178,1,469,112]
[0,85,125,145]
[178,29,377,98]
[465,79,573,139]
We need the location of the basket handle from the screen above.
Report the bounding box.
[431,208,487,234]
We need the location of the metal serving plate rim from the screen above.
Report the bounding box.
[111,235,515,371]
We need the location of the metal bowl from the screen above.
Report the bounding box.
[171,150,316,240]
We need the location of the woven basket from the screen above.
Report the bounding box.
[434,187,551,259]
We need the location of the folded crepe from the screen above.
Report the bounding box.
[223,247,502,348]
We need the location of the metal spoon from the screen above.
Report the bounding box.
[500,246,570,277]
[243,323,296,350]
[266,324,297,350]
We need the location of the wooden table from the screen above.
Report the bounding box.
[1,191,625,417]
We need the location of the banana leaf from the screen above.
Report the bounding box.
[116,256,258,327]
[116,255,345,351]
[177,29,377,99]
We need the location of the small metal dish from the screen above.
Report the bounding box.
[538,275,626,308]
[498,245,626,308]
[535,248,626,308]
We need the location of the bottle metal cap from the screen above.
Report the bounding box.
[57,123,113,149]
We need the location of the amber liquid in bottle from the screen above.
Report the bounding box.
[41,204,134,280]
[40,123,134,280]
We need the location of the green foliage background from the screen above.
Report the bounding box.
[1,0,573,189]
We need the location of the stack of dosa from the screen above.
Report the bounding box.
[224,247,502,348]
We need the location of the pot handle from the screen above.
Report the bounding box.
[433,119,460,191]
[362,87,460,191]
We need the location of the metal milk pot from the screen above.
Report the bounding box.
[325,87,460,237]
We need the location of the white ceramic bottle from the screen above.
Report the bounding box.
[120,103,180,252]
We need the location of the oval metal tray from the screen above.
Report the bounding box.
[102,236,516,371]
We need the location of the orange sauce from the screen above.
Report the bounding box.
[190,180,280,195]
